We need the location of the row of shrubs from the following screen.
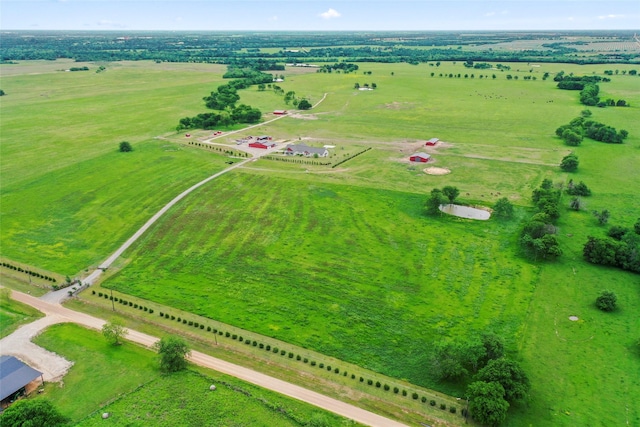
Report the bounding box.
[187,141,248,157]
[1,262,57,282]
[92,290,154,314]
[156,309,459,414]
[331,147,372,168]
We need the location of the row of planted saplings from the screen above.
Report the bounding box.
[1,262,57,283]
[93,291,155,314]
[155,309,461,415]
[187,141,248,157]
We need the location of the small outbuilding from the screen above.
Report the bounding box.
[425,138,439,146]
[410,153,431,163]
[273,110,288,115]
[0,356,44,408]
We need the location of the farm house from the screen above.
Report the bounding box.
[425,138,439,146]
[410,153,431,162]
[284,143,329,157]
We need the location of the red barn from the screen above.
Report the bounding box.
[273,110,288,115]
[425,138,439,146]
[249,141,276,149]
[410,153,431,163]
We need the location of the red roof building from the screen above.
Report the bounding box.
[410,153,431,162]
[426,138,439,146]
[249,141,276,149]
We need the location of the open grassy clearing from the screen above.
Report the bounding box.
[2,58,638,426]
[104,172,537,394]
[0,61,236,274]
[32,323,352,426]
[76,370,352,427]
[0,288,43,338]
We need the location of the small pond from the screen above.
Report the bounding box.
[439,204,491,220]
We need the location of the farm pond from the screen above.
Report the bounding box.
[439,204,491,220]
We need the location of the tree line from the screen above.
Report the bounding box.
[3,31,640,65]
[177,69,269,131]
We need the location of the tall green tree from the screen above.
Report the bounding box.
[560,153,579,172]
[119,141,132,152]
[297,99,312,110]
[154,335,190,372]
[425,188,445,215]
[467,381,509,427]
[596,290,617,312]
[102,318,128,346]
[442,186,460,204]
[493,197,514,219]
[1,399,68,427]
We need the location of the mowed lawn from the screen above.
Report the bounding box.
[106,172,537,391]
[34,323,350,426]
[0,61,233,274]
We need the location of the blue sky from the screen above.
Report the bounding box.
[2,1,638,31]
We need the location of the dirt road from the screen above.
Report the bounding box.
[6,289,409,427]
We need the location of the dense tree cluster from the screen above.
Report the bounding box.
[520,179,562,260]
[1,399,68,427]
[583,221,640,273]
[430,334,529,426]
[430,333,505,381]
[317,62,359,73]
[424,186,460,215]
[556,117,628,145]
[177,68,267,130]
[566,179,592,197]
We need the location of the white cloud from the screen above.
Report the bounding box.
[485,12,496,17]
[319,8,341,20]
[598,14,625,20]
[268,15,278,22]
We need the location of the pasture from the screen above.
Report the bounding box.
[33,323,350,426]
[1,59,639,426]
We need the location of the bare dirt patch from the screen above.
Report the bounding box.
[288,113,318,120]
[424,167,451,175]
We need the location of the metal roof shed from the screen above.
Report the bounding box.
[0,355,44,402]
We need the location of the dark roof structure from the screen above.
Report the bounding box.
[0,355,43,401]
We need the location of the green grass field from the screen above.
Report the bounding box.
[32,323,352,426]
[0,61,235,274]
[2,59,639,426]
[0,288,43,338]
[104,173,537,392]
